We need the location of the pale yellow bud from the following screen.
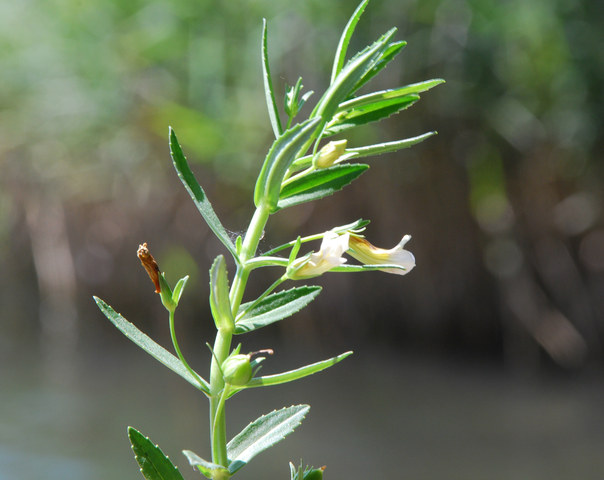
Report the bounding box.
[313,140,347,169]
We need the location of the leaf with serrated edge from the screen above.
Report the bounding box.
[170,128,238,260]
[227,405,310,474]
[325,96,419,136]
[235,286,322,334]
[277,164,369,210]
[338,79,445,112]
[331,0,370,83]
[262,19,282,138]
[350,40,406,94]
[128,427,185,480]
[94,297,209,394]
[182,450,228,479]
[313,29,397,123]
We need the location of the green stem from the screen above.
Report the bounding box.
[168,310,206,391]
[281,165,315,188]
[209,328,232,466]
[229,203,271,314]
[208,202,272,466]
[235,274,287,322]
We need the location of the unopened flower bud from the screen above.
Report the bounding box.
[303,466,326,480]
[313,140,347,169]
[222,354,253,386]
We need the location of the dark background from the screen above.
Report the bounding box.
[1,0,604,478]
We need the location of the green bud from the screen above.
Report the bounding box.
[221,354,253,386]
[303,467,326,480]
[313,140,347,169]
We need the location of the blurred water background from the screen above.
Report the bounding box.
[1,0,604,478]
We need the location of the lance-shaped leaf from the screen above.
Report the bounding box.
[277,164,369,210]
[254,117,321,211]
[235,286,322,334]
[330,0,370,84]
[312,28,397,123]
[262,19,282,138]
[349,40,407,94]
[128,427,185,480]
[242,351,352,390]
[324,95,419,136]
[347,132,437,159]
[94,297,209,394]
[337,78,445,112]
[226,405,310,475]
[170,128,238,261]
[209,255,234,332]
[182,450,229,480]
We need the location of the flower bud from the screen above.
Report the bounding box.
[313,140,347,169]
[221,354,253,386]
[303,466,326,480]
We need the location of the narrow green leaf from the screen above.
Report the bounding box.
[94,297,209,394]
[182,450,229,479]
[254,117,321,210]
[277,164,369,210]
[235,286,322,334]
[241,351,353,391]
[262,19,282,138]
[331,0,370,84]
[226,405,310,474]
[170,128,238,261]
[209,255,234,331]
[331,263,410,273]
[312,28,397,123]
[172,275,189,306]
[350,40,407,94]
[338,78,445,112]
[325,95,419,136]
[128,427,185,480]
[347,132,437,159]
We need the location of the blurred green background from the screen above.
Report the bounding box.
[2,0,604,478]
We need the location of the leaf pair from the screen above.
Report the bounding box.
[129,405,310,480]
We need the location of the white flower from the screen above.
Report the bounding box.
[347,234,415,275]
[289,231,350,279]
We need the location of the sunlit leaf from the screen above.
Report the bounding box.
[182,450,228,479]
[325,95,419,136]
[226,405,310,474]
[240,351,352,391]
[331,0,370,84]
[235,286,322,334]
[170,128,238,261]
[347,132,437,158]
[262,19,282,138]
[128,427,185,480]
[209,255,234,331]
[277,164,369,210]
[94,297,209,394]
[338,78,445,111]
[313,28,397,123]
[349,40,406,94]
[254,117,321,210]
